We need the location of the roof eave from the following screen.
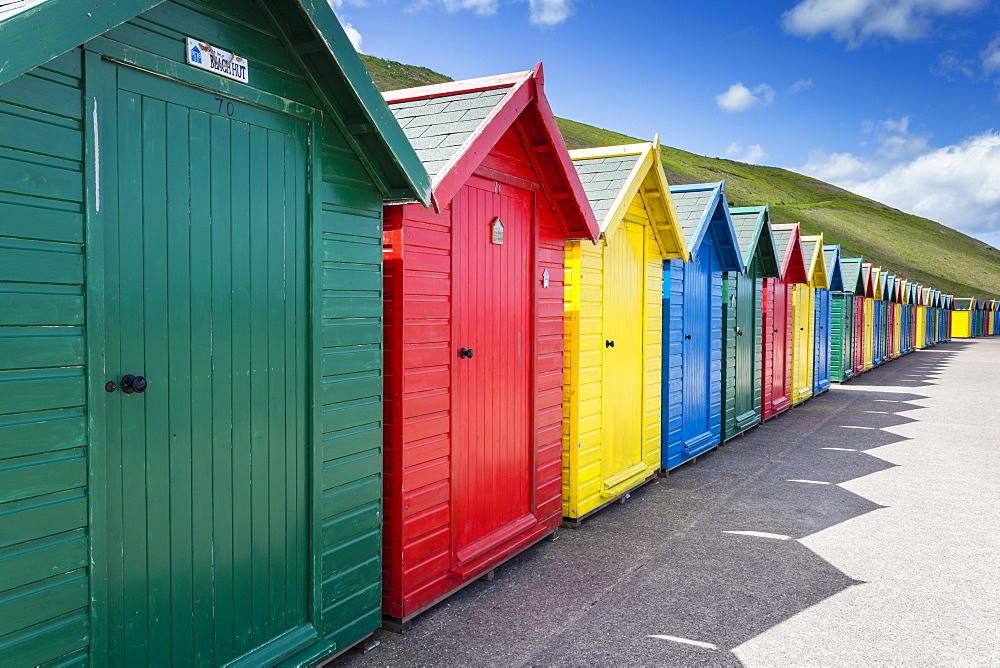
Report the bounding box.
[0,0,166,87]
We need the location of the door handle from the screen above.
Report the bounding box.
[605,340,615,348]
[120,374,148,394]
[458,348,474,359]
[736,327,743,336]
[685,334,692,340]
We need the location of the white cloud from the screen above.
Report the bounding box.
[440,0,498,15]
[725,142,770,165]
[782,0,983,47]
[328,0,365,51]
[790,78,814,92]
[408,0,573,25]
[715,82,776,112]
[932,53,975,79]
[799,132,1000,241]
[982,36,1000,74]
[528,0,572,25]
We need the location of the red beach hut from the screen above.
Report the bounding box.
[380,67,599,627]
[762,224,809,420]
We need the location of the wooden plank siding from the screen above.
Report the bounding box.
[1,0,412,661]
[382,121,568,620]
[0,48,92,666]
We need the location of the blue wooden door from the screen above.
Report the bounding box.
[681,239,713,450]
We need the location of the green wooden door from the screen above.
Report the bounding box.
[734,262,757,426]
[101,67,310,666]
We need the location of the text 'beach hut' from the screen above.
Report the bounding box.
[662,182,743,469]
[722,206,780,440]
[380,67,599,625]
[0,1,433,664]
[561,139,687,524]
[762,224,808,420]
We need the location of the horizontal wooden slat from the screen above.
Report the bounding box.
[0,408,86,461]
[0,489,87,550]
[0,287,83,326]
[0,529,87,593]
[0,369,85,416]
[0,449,87,504]
[0,610,88,667]
[0,240,84,285]
[0,570,88,637]
[0,328,84,371]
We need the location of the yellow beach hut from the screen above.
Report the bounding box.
[562,139,687,525]
[791,234,829,405]
[862,263,875,371]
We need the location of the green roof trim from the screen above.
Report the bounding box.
[0,0,430,204]
[0,0,165,85]
[729,205,780,278]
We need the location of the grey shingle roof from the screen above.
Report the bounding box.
[841,259,863,292]
[730,209,762,258]
[801,240,821,272]
[572,153,642,230]
[772,228,794,260]
[387,86,512,182]
[670,189,715,248]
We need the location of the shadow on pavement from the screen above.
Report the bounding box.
[337,346,961,666]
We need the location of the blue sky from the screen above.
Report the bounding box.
[331,0,1000,248]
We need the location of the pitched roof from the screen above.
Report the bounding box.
[0,0,431,204]
[384,66,599,242]
[800,235,829,289]
[728,205,780,278]
[862,263,873,297]
[823,245,844,291]
[569,139,687,258]
[840,258,865,294]
[668,182,744,272]
[770,223,809,284]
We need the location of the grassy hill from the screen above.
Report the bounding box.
[363,56,1000,299]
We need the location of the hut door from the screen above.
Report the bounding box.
[101,69,309,665]
[814,289,830,386]
[451,177,533,566]
[768,279,790,412]
[681,239,713,445]
[601,221,645,484]
[734,266,757,424]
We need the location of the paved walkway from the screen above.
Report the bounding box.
[340,339,1000,666]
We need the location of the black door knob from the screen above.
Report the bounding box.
[736,327,743,336]
[605,340,615,348]
[459,348,474,359]
[685,334,692,340]
[120,374,148,394]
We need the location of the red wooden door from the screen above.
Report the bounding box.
[451,177,535,568]
[767,279,791,416]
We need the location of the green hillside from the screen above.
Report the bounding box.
[364,56,1000,299]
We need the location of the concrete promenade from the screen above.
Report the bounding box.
[340,339,1000,666]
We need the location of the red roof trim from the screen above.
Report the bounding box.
[862,262,875,298]
[382,71,530,104]
[771,223,808,284]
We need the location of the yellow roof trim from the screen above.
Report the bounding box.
[568,142,651,160]
[575,137,688,261]
[801,234,830,289]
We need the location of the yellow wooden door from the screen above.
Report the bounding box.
[601,221,645,487]
[864,298,874,369]
[791,284,814,404]
[916,307,926,348]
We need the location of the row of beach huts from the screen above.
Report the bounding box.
[0,2,997,666]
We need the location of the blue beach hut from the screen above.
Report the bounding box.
[662,182,744,470]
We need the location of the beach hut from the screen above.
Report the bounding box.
[380,68,599,625]
[814,245,843,394]
[721,206,781,441]
[790,234,828,405]
[862,264,876,371]
[762,224,809,420]
[886,276,898,360]
[907,283,918,352]
[952,298,974,337]
[662,182,744,469]
[560,140,687,525]
[832,258,864,382]
[918,288,930,348]
[0,2,433,664]
[872,268,886,365]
